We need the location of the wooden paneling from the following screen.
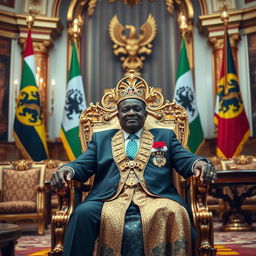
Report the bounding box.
[0,141,69,161]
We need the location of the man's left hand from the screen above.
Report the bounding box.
[193,160,217,183]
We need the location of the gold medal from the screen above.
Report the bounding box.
[152,151,166,167]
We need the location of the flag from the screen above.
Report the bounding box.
[60,42,86,161]
[13,30,49,161]
[174,37,204,153]
[214,32,250,158]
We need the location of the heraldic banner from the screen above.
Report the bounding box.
[214,33,250,158]
[60,42,86,161]
[174,37,204,153]
[13,29,49,161]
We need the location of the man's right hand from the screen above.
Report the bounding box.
[50,166,73,189]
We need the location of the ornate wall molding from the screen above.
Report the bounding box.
[66,0,196,71]
[0,11,63,40]
[67,0,195,38]
[0,10,63,136]
[198,6,256,92]
[198,6,256,38]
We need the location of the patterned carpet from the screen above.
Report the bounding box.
[214,221,256,256]
[14,221,256,256]
[15,224,50,256]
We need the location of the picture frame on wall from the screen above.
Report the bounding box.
[0,0,15,8]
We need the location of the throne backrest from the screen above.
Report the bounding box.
[79,98,188,150]
[79,71,189,195]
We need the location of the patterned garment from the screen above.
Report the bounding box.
[97,185,191,256]
[99,203,145,256]
[96,129,192,256]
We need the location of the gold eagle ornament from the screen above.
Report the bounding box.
[109,14,157,72]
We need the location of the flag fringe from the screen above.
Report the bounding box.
[216,147,227,159]
[60,128,76,161]
[233,129,250,157]
[194,139,206,154]
[13,132,33,160]
[217,129,250,159]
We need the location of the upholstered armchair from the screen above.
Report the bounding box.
[49,71,215,256]
[0,160,46,235]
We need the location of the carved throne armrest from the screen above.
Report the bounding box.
[190,176,216,256]
[49,180,91,256]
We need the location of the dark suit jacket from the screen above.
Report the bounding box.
[66,128,204,213]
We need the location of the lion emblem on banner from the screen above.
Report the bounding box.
[16,86,43,126]
[217,74,243,118]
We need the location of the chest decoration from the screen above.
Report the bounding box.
[111,129,153,189]
[151,141,167,167]
[110,129,166,200]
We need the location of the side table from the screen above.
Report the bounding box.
[0,223,21,256]
[208,170,256,231]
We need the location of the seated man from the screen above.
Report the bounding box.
[51,77,216,256]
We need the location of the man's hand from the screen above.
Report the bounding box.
[193,160,217,183]
[50,166,73,189]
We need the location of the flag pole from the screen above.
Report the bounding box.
[71,18,82,54]
[26,6,34,29]
[178,13,188,38]
[220,4,229,95]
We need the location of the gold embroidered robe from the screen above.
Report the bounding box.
[97,130,191,256]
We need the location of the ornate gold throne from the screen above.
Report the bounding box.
[50,71,215,256]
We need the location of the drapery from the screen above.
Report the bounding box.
[81,1,179,104]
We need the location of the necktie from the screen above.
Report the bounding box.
[126,134,138,160]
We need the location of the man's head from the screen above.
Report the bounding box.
[117,98,147,134]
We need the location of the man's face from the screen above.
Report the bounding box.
[117,98,147,134]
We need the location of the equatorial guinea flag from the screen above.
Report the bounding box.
[13,29,49,161]
[174,37,204,153]
[60,42,86,161]
[214,33,250,158]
